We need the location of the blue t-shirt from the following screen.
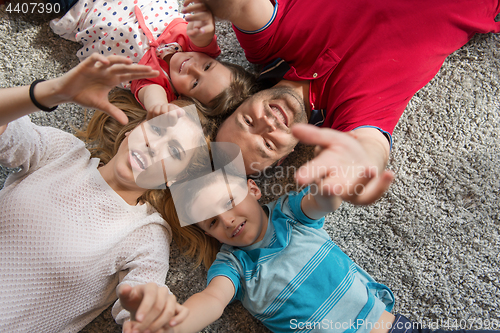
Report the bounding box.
[207,187,394,333]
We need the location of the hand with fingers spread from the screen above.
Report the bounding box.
[119,283,188,333]
[183,0,216,48]
[292,124,394,205]
[0,54,158,130]
[54,53,159,125]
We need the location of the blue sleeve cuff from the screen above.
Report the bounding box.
[286,186,325,229]
[207,260,241,302]
[352,125,393,151]
[233,1,278,34]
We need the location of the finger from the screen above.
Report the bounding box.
[118,284,133,300]
[96,102,129,125]
[134,283,160,323]
[140,291,175,332]
[168,105,185,117]
[319,170,371,199]
[122,320,133,333]
[295,158,331,186]
[344,170,394,205]
[107,63,158,75]
[120,71,160,82]
[182,1,204,12]
[85,52,111,67]
[185,11,211,22]
[102,54,134,66]
[169,304,189,327]
[292,123,346,148]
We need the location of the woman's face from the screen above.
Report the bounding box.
[126,109,205,189]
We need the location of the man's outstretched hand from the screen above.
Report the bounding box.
[292,124,393,205]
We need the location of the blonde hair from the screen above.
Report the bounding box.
[76,89,219,268]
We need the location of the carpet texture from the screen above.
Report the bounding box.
[1,2,499,332]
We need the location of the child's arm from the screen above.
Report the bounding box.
[300,184,343,221]
[184,1,217,48]
[120,276,234,333]
[0,54,158,131]
[172,276,235,333]
[137,84,174,120]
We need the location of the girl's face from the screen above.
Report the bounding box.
[193,178,268,248]
[126,109,205,189]
[169,52,232,105]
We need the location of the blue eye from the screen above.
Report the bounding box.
[150,125,164,135]
[225,198,234,209]
[169,146,181,160]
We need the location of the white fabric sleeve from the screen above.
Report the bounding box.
[0,116,86,175]
[111,221,172,325]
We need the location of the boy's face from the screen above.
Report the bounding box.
[194,179,268,247]
[169,52,232,105]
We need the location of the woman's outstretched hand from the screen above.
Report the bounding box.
[0,54,158,130]
[53,54,159,125]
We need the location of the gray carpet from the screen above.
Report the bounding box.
[1,2,499,332]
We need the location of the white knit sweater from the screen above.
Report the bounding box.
[0,117,172,332]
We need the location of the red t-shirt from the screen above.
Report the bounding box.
[234,0,500,143]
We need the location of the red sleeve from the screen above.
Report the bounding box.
[130,53,176,108]
[187,34,221,59]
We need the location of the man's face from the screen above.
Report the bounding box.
[216,86,308,173]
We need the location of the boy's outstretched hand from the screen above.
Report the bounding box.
[119,283,189,333]
[54,54,159,125]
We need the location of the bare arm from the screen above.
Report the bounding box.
[300,185,343,220]
[183,0,274,32]
[0,54,158,134]
[137,84,172,118]
[293,125,394,206]
[173,276,235,333]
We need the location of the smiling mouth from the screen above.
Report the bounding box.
[232,221,246,237]
[179,58,189,73]
[270,104,288,127]
[130,150,148,170]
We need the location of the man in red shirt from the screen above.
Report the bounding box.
[183,0,500,205]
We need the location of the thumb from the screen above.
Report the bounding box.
[345,170,394,205]
[118,284,133,302]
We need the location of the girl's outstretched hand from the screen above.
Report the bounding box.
[119,283,189,333]
[54,54,159,125]
[183,0,216,47]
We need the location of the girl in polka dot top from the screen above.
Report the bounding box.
[51,0,256,117]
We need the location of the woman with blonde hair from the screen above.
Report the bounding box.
[0,54,205,332]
